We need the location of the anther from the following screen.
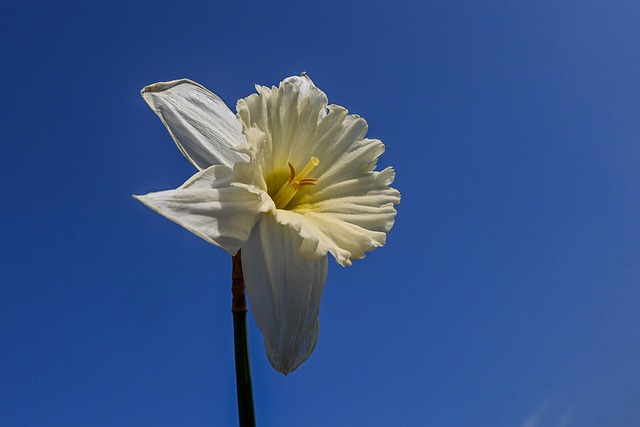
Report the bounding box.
[272,157,320,209]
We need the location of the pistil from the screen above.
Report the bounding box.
[272,157,320,209]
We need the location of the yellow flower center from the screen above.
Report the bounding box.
[272,156,320,209]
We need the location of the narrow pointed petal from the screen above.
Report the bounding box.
[134,166,272,254]
[142,79,246,169]
[242,215,328,374]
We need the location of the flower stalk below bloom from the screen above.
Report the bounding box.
[232,251,256,427]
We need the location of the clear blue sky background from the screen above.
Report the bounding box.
[1,1,639,426]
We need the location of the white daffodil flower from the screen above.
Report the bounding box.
[135,75,400,374]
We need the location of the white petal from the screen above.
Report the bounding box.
[274,209,352,265]
[280,163,399,266]
[231,128,270,193]
[308,137,386,194]
[303,106,369,180]
[301,198,397,262]
[236,75,329,180]
[234,76,391,205]
[134,166,271,254]
[242,215,328,374]
[281,74,320,99]
[142,79,246,169]
[236,75,371,182]
[180,164,235,189]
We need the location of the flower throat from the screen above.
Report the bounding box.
[272,157,319,209]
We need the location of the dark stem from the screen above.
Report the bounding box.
[232,251,256,427]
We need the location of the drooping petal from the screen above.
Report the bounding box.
[142,79,246,170]
[134,166,272,254]
[242,214,328,374]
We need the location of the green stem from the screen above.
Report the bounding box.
[232,252,256,427]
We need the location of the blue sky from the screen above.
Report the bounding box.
[1,1,639,426]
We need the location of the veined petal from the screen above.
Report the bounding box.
[281,74,318,98]
[180,164,235,189]
[142,79,246,170]
[274,210,352,266]
[283,166,400,265]
[309,137,386,195]
[300,196,397,263]
[231,128,269,193]
[304,106,369,180]
[234,75,389,205]
[236,75,329,179]
[134,166,270,254]
[242,215,328,374]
